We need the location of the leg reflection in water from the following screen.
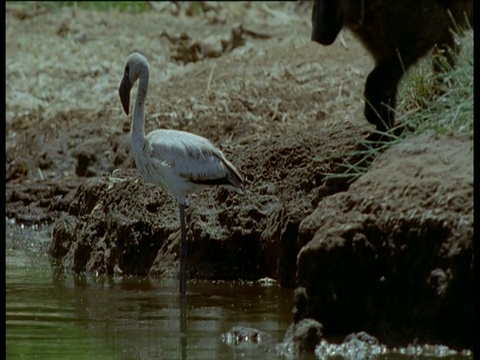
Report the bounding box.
[180,295,187,360]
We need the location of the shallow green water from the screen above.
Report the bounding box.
[5,222,295,360]
[5,221,472,360]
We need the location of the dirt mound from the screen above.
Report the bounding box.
[49,124,364,286]
[295,133,473,349]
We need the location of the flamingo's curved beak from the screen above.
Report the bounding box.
[119,74,132,116]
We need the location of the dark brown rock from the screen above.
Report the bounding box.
[282,318,324,352]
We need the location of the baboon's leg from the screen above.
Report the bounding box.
[364,53,417,131]
[364,57,404,131]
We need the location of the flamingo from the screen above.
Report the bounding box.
[118,52,243,297]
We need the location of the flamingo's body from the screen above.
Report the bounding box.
[119,52,243,296]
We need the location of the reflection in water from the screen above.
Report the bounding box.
[6,222,294,360]
[180,296,187,360]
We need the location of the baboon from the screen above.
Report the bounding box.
[311,0,473,131]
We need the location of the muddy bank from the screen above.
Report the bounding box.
[48,124,364,286]
[295,133,473,349]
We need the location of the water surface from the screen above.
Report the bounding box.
[6,221,472,360]
[6,221,294,360]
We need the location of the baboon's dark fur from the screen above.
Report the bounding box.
[311,0,473,131]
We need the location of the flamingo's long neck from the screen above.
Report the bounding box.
[131,63,150,153]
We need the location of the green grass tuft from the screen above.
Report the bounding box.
[397,30,473,136]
